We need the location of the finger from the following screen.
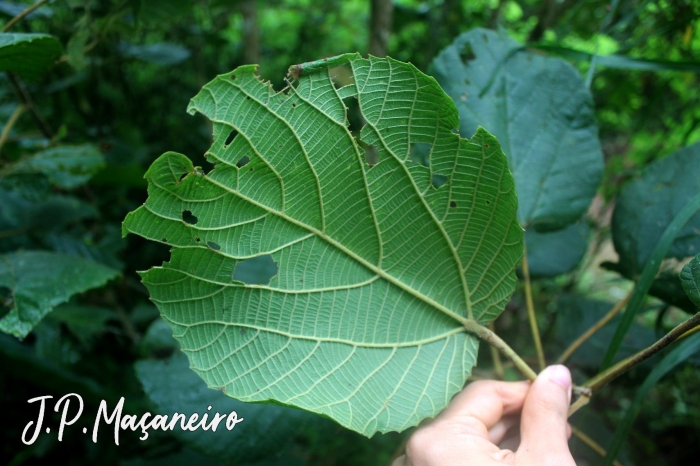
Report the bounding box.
[436,380,530,438]
[517,365,575,464]
[487,414,519,444]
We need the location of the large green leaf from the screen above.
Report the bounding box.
[680,254,700,308]
[430,28,603,231]
[0,32,62,80]
[3,144,105,189]
[612,143,700,278]
[0,251,119,339]
[124,54,523,435]
[525,221,590,277]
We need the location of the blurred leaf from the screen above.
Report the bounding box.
[603,332,700,466]
[0,189,96,237]
[139,316,177,357]
[46,304,118,347]
[5,144,105,189]
[680,254,700,308]
[120,43,191,66]
[528,43,700,73]
[0,32,61,80]
[612,143,700,278]
[0,251,119,339]
[525,221,590,278]
[431,28,603,231]
[124,54,523,436]
[66,27,90,71]
[648,271,697,313]
[135,350,316,464]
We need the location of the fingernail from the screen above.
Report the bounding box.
[545,365,572,398]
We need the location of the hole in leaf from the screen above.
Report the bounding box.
[182,210,198,225]
[162,238,167,242]
[207,241,221,251]
[232,255,278,285]
[237,156,250,168]
[195,237,201,242]
[363,144,379,166]
[432,174,448,189]
[409,143,432,167]
[224,129,238,147]
[484,144,489,148]
[231,74,236,80]
[485,200,491,205]
[292,103,296,108]
[246,96,250,100]
[179,172,188,182]
[450,201,457,208]
[459,42,476,64]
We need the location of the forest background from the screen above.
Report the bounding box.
[1,0,700,465]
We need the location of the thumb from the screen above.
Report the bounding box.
[517,365,574,465]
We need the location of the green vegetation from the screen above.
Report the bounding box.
[1,1,699,465]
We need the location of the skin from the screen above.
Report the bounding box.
[392,365,576,466]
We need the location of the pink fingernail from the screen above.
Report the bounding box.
[546,365,572,390]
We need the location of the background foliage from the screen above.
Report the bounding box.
[1,0,699,465]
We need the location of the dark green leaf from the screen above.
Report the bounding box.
[431,28,603,230]
[0,251,119,339]
[525,222,590,278]
[120,43,190,66]
[5,144,105,189]
[612,143,700,278]
[0,32,62,80]
[680,254,700,308]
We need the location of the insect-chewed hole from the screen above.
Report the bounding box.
[195,237,201,242]
[409,143,432,167]
[231,74,236,80]
[179,172,188,182]
[459,41,476,64]
[182,210,198,225]
[237,155,250,168]
[232,255,278,285]
[432,174,448,189]
[450,201,457,208]
[207,241,221,251]
[224,129,238,147]
[364,144,379,166]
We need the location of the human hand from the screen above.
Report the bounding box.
[392,365,576,466]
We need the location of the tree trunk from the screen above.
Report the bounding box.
[369,0,393,57]
[240,0,259,64]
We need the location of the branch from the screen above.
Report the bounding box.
[522,243,545,370]
[0,104,25,154]
[571,426,623,466]
[583,312,700,392]
[463,319,537,381]
[2,0,49,32]
[558,290,632,364]
[7,73,53,139]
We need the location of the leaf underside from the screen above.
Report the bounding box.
[0,33,62,80]
[680,254,700,308]
[123,54,523,436]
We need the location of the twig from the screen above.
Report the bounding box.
[488,321,504,379]
[463,319,537,381]
[7,74,53,139]
[584,312,700,392]
[558,290,632,363]
[1,0,49,32]
[0,104,25,154]
[571,426,624,466]
[522,243,545,370]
